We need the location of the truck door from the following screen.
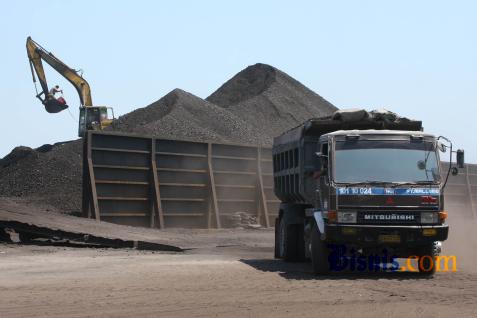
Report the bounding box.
[317,142,330,210]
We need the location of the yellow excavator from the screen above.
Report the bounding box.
[26,36,115,137]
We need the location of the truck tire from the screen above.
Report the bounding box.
[274,218,280,259]
[418,242,438,276]
[278,218,305,262]
[295,225,306,261]
[311,223,329,275]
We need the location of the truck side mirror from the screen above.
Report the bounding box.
[437,142,446,153]
[456,149,465,169]
[315,152,328,176]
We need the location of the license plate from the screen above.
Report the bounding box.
[378,234,401,243]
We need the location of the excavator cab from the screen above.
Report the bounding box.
[78,106,115,137]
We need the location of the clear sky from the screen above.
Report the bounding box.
[1,1,476,162]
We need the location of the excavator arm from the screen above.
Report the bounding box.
[26,36,93,112]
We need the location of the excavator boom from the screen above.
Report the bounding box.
[26,36,93,109]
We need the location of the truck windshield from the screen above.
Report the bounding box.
[333,139,440,184]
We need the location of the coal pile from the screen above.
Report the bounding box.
[116,89,268,146]
[0,141,83,213]
[207,63,337,140]
[0,63,336,214]
[0,146,37,169]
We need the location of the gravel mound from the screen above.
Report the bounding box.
[0,63,337,214]
[207,63,337,140]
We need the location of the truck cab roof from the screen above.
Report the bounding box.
[321,129,435,138]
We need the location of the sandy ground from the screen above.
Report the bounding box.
[1,221,476,318]
[0,199,475,318]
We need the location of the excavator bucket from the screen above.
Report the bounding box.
[44,98,68,113]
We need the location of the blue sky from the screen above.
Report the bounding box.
[1,1,476,162]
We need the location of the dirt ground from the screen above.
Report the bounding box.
[1,217,476,318]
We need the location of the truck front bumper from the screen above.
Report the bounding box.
[325,224,448,246]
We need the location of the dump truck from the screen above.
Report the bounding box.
[273,109,465,275]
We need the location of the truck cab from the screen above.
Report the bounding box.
[273,109,463,275]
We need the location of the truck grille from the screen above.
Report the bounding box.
[357,211,420,225]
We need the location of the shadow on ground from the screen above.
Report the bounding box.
[5,240,108,249]
[240,258,432,281]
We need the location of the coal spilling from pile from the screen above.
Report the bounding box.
[0,63,336,214]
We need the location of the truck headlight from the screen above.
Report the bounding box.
[421,212,438,224]
[337,211,357,223]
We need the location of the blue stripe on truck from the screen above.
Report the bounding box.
[336,187,439,196]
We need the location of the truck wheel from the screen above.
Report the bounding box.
[295,226,305,261]
[274,218,280,259]
[311,223,329,275]
[418,242,437,276]
[278,218,305,262]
